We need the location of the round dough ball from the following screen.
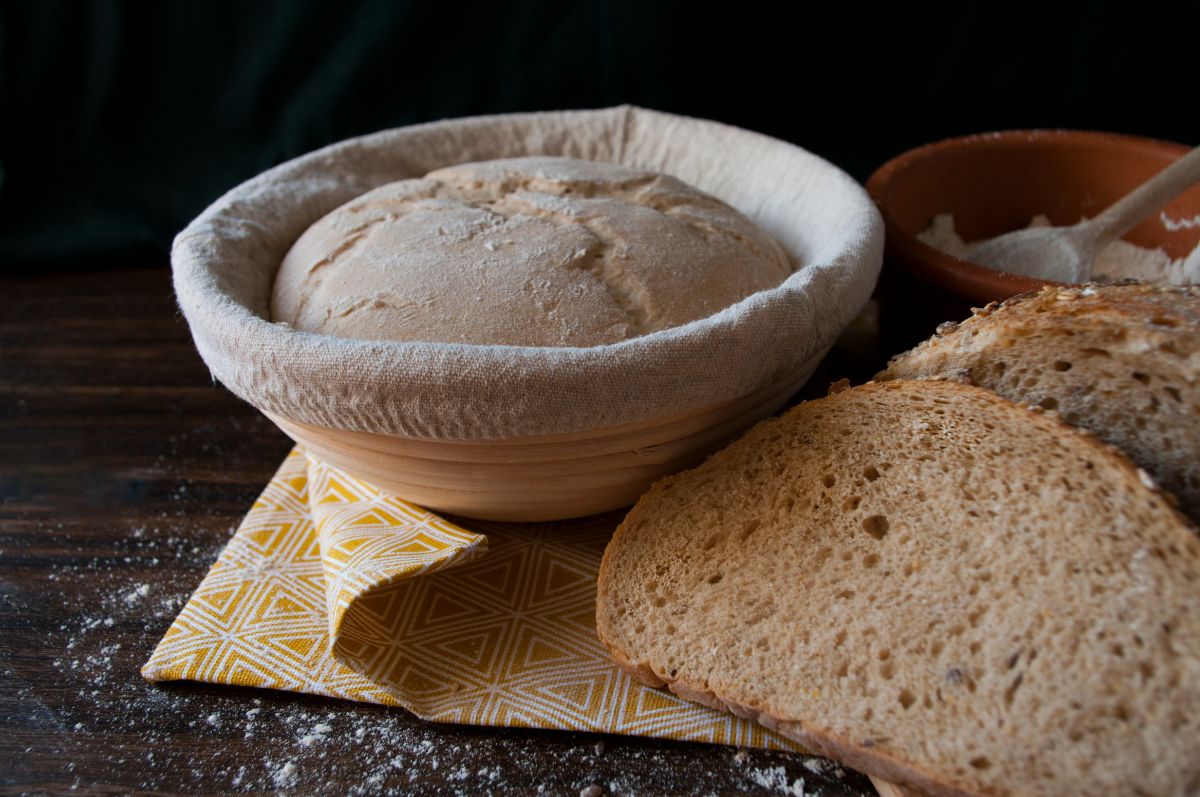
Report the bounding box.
[271,157,792,347]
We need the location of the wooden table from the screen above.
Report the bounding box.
[0,267,878,796]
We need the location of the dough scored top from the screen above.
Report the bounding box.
[271,157,794,347]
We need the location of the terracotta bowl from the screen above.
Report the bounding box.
[866,130,1200,347]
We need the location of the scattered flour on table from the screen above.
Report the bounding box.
[918,212,1200,284]
[299,722,333,746]
[750,764,809,796]
[271,760,298,787]
[803,758,845,779]
[29,510,860,796]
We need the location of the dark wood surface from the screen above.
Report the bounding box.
[0,267,879,796]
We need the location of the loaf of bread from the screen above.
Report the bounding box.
[596,380,1200,797]
[271,157,793,347]
[877,283,1200,521]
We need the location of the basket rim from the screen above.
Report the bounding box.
[172,106,883,440]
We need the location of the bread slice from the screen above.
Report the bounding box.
[876,283,1200,522]
[596,380,1200,797]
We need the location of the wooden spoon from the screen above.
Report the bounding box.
[964,144,1200,283]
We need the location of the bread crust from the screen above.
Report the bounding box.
[596,379,1200,797]
[598,633,972,797]
[877,282,1200,521]
[880,282,1200,370]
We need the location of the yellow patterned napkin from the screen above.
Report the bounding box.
[143,448,795,748]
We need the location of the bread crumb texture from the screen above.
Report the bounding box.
[271,157,792,347]
[597,379,1200,797]
[879,283,1200,522]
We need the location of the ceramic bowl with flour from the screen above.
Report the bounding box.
[172,107,883,520]
[866,130,1200,345]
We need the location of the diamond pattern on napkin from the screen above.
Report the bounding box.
[143,448,796,749]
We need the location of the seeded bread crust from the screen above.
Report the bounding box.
[876,282,1200,521]
[596,380,1200,797]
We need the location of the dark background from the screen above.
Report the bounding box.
[0,6,1195,793]
[1,0,1196,273]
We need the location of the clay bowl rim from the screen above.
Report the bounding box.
[865,129,1193,302]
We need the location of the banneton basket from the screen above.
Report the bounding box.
[173,106,883,521]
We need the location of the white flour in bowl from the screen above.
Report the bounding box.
[919,212,1200,284]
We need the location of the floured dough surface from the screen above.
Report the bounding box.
[271,157,793,347]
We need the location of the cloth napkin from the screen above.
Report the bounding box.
[143,448,795,749]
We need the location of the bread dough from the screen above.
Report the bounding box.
[271,157,793,347]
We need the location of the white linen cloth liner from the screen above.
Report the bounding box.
[172,106,883,440]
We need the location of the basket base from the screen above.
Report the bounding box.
[266,357,823,522]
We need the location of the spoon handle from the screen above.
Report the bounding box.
[1088,145,1200,246]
